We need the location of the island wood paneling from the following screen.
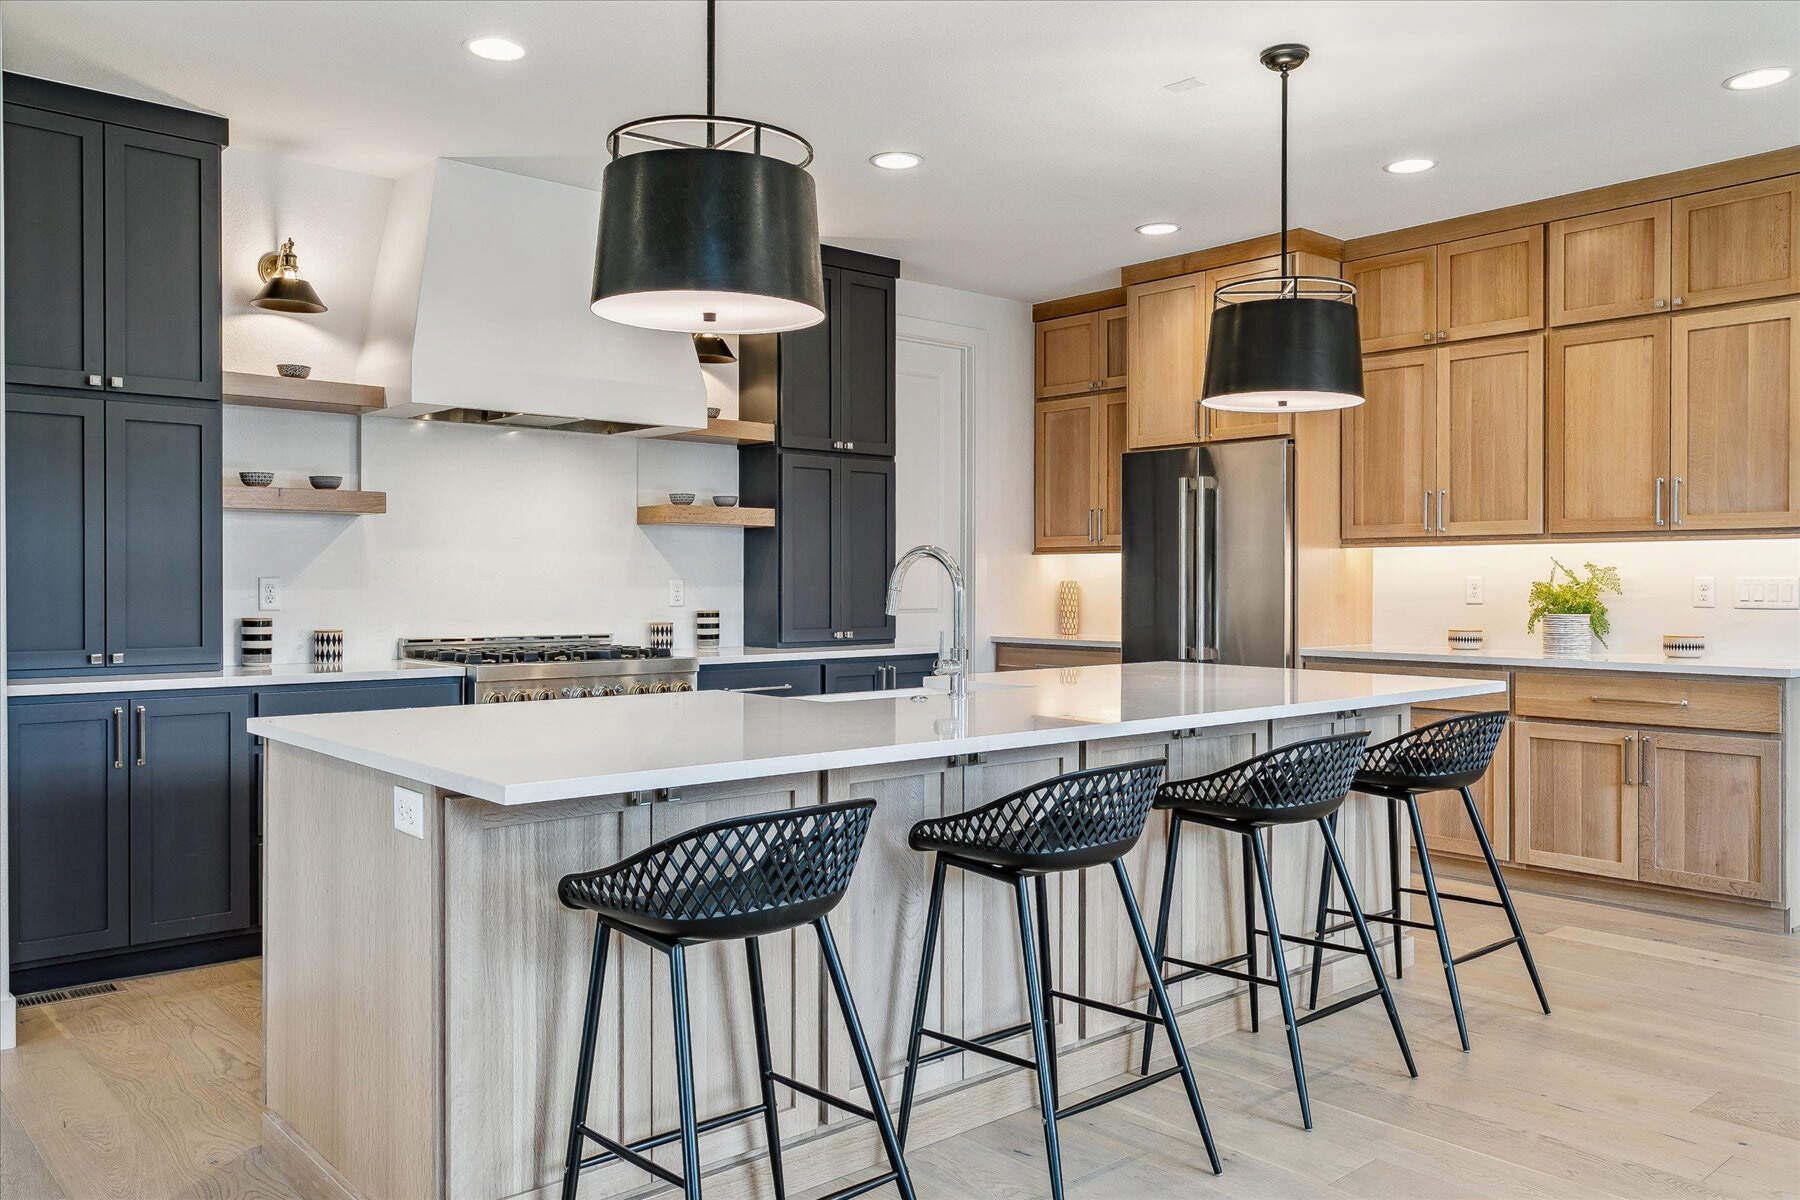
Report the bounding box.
[1639,731,1782,901]
[1409,705,1512,861]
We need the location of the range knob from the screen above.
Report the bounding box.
[531,689,554,701]
[507,690,531,703]
[671,680,693,692]
[598,685,622,697]
[627,683,651,695]
[481,691,508,703]
[652,681,674,693]
[561,686,588,699]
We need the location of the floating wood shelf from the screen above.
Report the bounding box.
[637,504,773,528]
[222,372,386,416]
[648,417,774,446]
[224,485,387,515]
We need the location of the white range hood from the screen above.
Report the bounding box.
[359,159,706,433]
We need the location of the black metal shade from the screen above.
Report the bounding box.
[251,275,328,314]
[591,147,824,334]
[691,333,736,363]
[1201,297,1363,412]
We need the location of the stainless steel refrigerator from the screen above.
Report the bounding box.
[1121,439,1296,668]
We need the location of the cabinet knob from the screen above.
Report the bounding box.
[1671,296,1684,307]
[88,653,103,664]
[1423,333,1434,343]
[108,376,124,389]
[1435,331,1446,340]
[110,652,125,663]
[1652,298,1667,309]
[844,441,855,450]
[86,374,102,388]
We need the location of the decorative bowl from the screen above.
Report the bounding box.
[1663,634,1706,659]
[707,406,721,419]
[238,471,274,487]
[308,475,343,490]
[276,363,312,379]
[712,494,739,507]
[669,492,696,505]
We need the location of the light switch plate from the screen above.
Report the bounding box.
[1693,576,1715,608]
[1734,576,1799,609]
[1464,576,1484,605]
[393,786,425,840]
[668,578,685,607]
[258,576,281,612]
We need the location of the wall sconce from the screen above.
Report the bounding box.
[251,238,328,313]
[691,333,736,363]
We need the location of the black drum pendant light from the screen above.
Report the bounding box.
[590,0,825,335]
[1202,45,1363,414]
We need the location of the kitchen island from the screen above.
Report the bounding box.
[250,661,1504,1200]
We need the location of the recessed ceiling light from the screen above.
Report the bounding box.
[869,151,922,171]
[1136,222,1181,236]
[1723,66,1792,91]
[465,36,526,62]
[1384,157,1436,175]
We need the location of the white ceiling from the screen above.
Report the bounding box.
[3,1,1797,301]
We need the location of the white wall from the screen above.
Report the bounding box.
[221,149,742,663]
[1369,539,1800,658]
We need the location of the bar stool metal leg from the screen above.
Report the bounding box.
[1013,876,1066,1200]
[1242,834,1260,1033]
[1404,798,1471,1051]
[561,921,612,1200]
[1388,799,1404,979]
[1462,786,1552,1015]
[816,917,918,1200]
[1033,874,1060,1110]
[744,938,788,1199]
[897,857,947,1147]
[1138,812,1184,1076]
[1113,859,1223,1175]
[1306,811,1338,1011]
[668,944,703,1200]
[1318,818,1417,1079]
[1247,828,1311,1130]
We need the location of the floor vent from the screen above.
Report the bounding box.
[17,982,120,1007]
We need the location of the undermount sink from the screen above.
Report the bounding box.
[801,679,1027,702]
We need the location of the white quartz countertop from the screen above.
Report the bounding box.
[695,644,940,666]
[249,661,1504,806]
[8,660,465,697]
[993,635,1123,650]
[1302,641,1800,679]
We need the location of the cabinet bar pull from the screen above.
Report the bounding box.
[1587,694,1689,707]
[1672,476,1683,527]
[134,705,147,767]
[1640,735,1651,790]
[731,683,793,693]
[1423,490,1433,532]
[113,707,125,769]
[1437,488,1447,532]
[1623,734,1634,785]
[1653,476,1665,527]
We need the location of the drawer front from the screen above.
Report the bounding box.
[697,662,824,697]
[254,678,464,718]
[1513,670,1780,734]
[995,643,1121,672]
[1301,658,1510,713]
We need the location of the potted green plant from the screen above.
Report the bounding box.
[1526,559,1621,655]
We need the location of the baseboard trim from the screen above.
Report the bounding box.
[262,1112,360,1200]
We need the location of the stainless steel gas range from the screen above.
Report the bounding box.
[398,635,698,704]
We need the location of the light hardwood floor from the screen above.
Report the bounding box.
[3,887,1797,1200]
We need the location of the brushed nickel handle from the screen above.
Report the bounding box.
[1671,296,1684,307]
[731,683,793,693]
[110,652,124,664]
[845,441,855,450]
[86,374,102,387]
[113,707,125,770]
[1640,735,1651,790]
[1654,476,1665,527]
[1652,298,1667,309]
[1588,694,1690,707]
[1436,330,1447,340]
[1422,333,1434,343]
[88,653,103,664]
[1672,476,1683,526]
[1096,506,1105,541]
[1623,734,1634,785]
[135,705,147,767]
[1423,489,1433,532]
[1437,488,1447,531]
[108,376,124,389]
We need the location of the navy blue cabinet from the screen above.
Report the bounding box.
[697,661,825,697]
[5,392,106,670]
[2,103,104,391]
[823,654,940,693]
[700,654,937,697]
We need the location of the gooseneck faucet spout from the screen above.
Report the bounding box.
[885,545,969,696]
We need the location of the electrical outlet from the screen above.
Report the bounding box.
[258,576,281,612]
[1693,576,1716,608]
[1734,576,1799,609]
[1464,575,1484,605]
[668,578,685,607]
[393,786,425,840]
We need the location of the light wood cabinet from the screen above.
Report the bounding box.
[1672,176,1800,311]
[1436,226,1544,343]
[1638,731,1781,901]
[1410,707,1510,861]
[1345,248,1436,352]
[1670,298,1800,530]
[1513,720,1638,880]
[1125,273,1205,448]
[1034,391,1124,551]
[1548,201,1672,325]
[1546,316,1671,534]
[1435,334,1544,537]
[1341,348,1436,539]
[1035,306,1128,399]
[1342,336,1543,540]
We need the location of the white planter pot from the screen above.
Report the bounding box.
[1541,613,1593,657]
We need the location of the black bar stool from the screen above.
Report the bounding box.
[556,800,913,1200]
[896,760,1221,1200]
[1305,711,1550,1051]
[1137,732,1416,1130]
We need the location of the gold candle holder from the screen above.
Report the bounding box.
[1057,580,1081,638]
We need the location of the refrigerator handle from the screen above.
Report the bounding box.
[1177,476,1192,660]
[1195,477,1218,662]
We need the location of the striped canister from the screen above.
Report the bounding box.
[694,609,721,650]
[240,616,274,664]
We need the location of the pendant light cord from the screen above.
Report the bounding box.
[705,0,717,145]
